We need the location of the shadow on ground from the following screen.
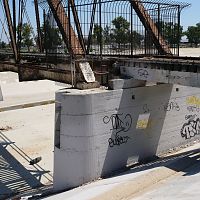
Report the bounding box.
[0,131,52,199]
[115,147,200,178]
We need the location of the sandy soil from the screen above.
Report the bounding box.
[179,48,200,57]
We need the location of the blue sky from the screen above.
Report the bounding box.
[0,0,200,42]
[24,0,200,31]
[179,0,200,30]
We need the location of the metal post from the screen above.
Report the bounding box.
[43,9,47,56]
[68,0,72,57]
[34,0,43,52]
[177,5,180,56]
[13,0,16,41]
[131,7,133,56]
[99,0,102,57]
[158,4,160,54]
[3,0,18,62]
[17,0,23,52]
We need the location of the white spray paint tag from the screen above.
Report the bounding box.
[79,62,95,83]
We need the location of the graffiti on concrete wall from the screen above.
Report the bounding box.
[181,114,200,139]
[180,96,200,140]
[143,100,180,113]
[137,69,149,79]
[186,96,200,106]
[103,113,132,147]
[186,96,200,114]
[187,106,200,113]
[164,100,180,112]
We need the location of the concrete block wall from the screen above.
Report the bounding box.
[53,84,200,191]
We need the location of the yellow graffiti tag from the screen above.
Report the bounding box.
[136,119,149,129]
[186,96,200,106]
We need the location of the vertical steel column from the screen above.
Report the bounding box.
[13,0,16,41]
[68,0,72,57]
[34,0,43,52]
[17,0,23,52]
[99,0,102,57]
[158,4,160,54]
[131,7,133,56]
[3,0,18,62]
[177,5,180,56]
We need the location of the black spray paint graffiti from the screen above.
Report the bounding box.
[143,104,150,113]
[181,114,200,139]
[108,135,130,148]
[137,69,149,78]
[164,100,180,112]
[103,114,132,147]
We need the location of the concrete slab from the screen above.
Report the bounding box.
[0,71,70,110]
[0,104,55,197]
[179,48,200,57]
[43,142,200,200]
[0,71,70,198]
[131,156,200,200]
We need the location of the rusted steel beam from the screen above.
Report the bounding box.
[47,0,85,57]
[130,0,172,55]
[3,0,19,62]
[69,0,86,54]
[86,0,97,54]
[34,0,43,52]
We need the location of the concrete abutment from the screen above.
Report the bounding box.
[53,81,200,192]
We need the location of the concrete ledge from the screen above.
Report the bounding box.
[108,78,146,90]
[0,100,55,112]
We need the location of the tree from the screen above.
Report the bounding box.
[93,24,103,45]
[41,21,62,51]
[0,41,6,49]
[184,23,200,47]
[20,23,34,51]
[103,25,111,44]
[156,21,183,46]
[131,31,144,48]
[163,22,183,45]
[111,16,130,48]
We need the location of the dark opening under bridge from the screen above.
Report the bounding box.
[1,0,200,88]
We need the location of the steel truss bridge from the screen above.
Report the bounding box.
[1,0,200,88]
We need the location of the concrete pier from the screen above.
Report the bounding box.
[53,83,200,192]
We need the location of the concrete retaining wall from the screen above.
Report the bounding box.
[53,84,200,191]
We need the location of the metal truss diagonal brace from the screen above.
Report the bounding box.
[47,0,85,57]
[130,0,172,55]
[3,0,19,62]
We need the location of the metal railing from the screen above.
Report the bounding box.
[38,0,189,57]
